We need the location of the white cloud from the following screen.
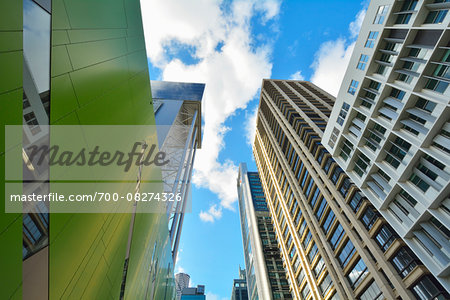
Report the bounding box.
[245,104,259,146]
[310,8,366,96]
[349,9,366,38]
[141,0,280,217]
[289,70,305,81]
[199,204,223,223]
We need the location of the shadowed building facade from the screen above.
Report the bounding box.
[252,79,448,299]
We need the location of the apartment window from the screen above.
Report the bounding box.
[354,152,370,177]
[303,230,312,249]
[348,80,359,95]
[316,197,328,220]
[329,127,340,148]
[297,269,305,285]
[348,258,369,288]
[301,284,311,300]
[357,54,369,70]
[314,257,325,277]
[322,210,336,234]
[339,177,352,198]
[359,281,383,300]
[310,188,321,208]
[415,98,436,113]
[385,137,411,169]
[374,5,389,24]
[349,192,364,213]
[361,206,379,230]
[340,139,354,161]
[338,239,356,268]
[390,87,406,100]
[330,224,345,250]
[365,31,379,48]
[308,242,318,263]
[375,64,388,76]
[320,273,333,296]
[424,10,448,24]
[391,247,420,278]
[337,102,350,125]
[424,50,450,93]
[375,224,397,251]
[395,0,417,24]
[411,276,450,300]
[430,217,450,240]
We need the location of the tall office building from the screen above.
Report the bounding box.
[253,79,449,299]
[151,80,204,264]
[321,0,450,292]
[176,273,191,300]
[0,0,203,299]
[180,285,206,300]
[237,163,292,299]
[231,267,249,300]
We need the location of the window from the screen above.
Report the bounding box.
[385,137,411,169]
[357,54,369,70]
[322,210,336,234]
[320,273,333,296]
[301,284,311,300]
[359,281,383,300]
[338,239,356,268]
[390,87,405,101]
[348,80,359,95]
[347,258,369,288]
[391,247,419,278]
[354,152,370,177]
[411,276,450,300]
[375,225,397,251]
[339,177,352,197]
[337,102,350,125]
[314,257,325,277]
[424,10,448,24]
[340,139,354,161]
[374,5,389,24]
[365,31,379,48]
[415,98,436,113]
[349,192,364,213]
[361,206,379,230]
[330,224,345,250]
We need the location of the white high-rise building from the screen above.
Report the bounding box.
[322,0,450,292]
[175,273,191,300]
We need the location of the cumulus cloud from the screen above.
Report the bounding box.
[289,70,305,81]
[245,104,259,146]
[141,0,280,219]
[310,8,366,96]
[199,204,223,223]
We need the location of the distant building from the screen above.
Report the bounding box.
[231,267,248,300]
[175,273,191,300]
[180,285,206,300]
[237,163,292,299]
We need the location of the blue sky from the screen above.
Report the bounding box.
[142,0,367,298]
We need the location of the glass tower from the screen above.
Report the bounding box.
[237,162,292,299]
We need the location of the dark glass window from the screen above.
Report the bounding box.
[349,192,364,213]
[361,206,379,230]
[412,276,450,300]
[330,224,345,250]
[347,258,368,288]
[375,225,397,251]
[391,247,420,278]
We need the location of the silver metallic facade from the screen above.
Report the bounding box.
[151,81,204,264]
[322,0,450,291]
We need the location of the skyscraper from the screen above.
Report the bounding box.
[252,79,449,299]
[231,267,249,300]
[176,273,191,300]
[237,163,292,299]
[321,0,450,292]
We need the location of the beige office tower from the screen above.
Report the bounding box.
[252,79,449,299]
[321,0,450,294]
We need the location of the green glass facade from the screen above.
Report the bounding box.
[1,0,175,299]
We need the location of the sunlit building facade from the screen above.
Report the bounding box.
[252,79,449,299]
[238,163,292,299]
[322,0,450,292]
